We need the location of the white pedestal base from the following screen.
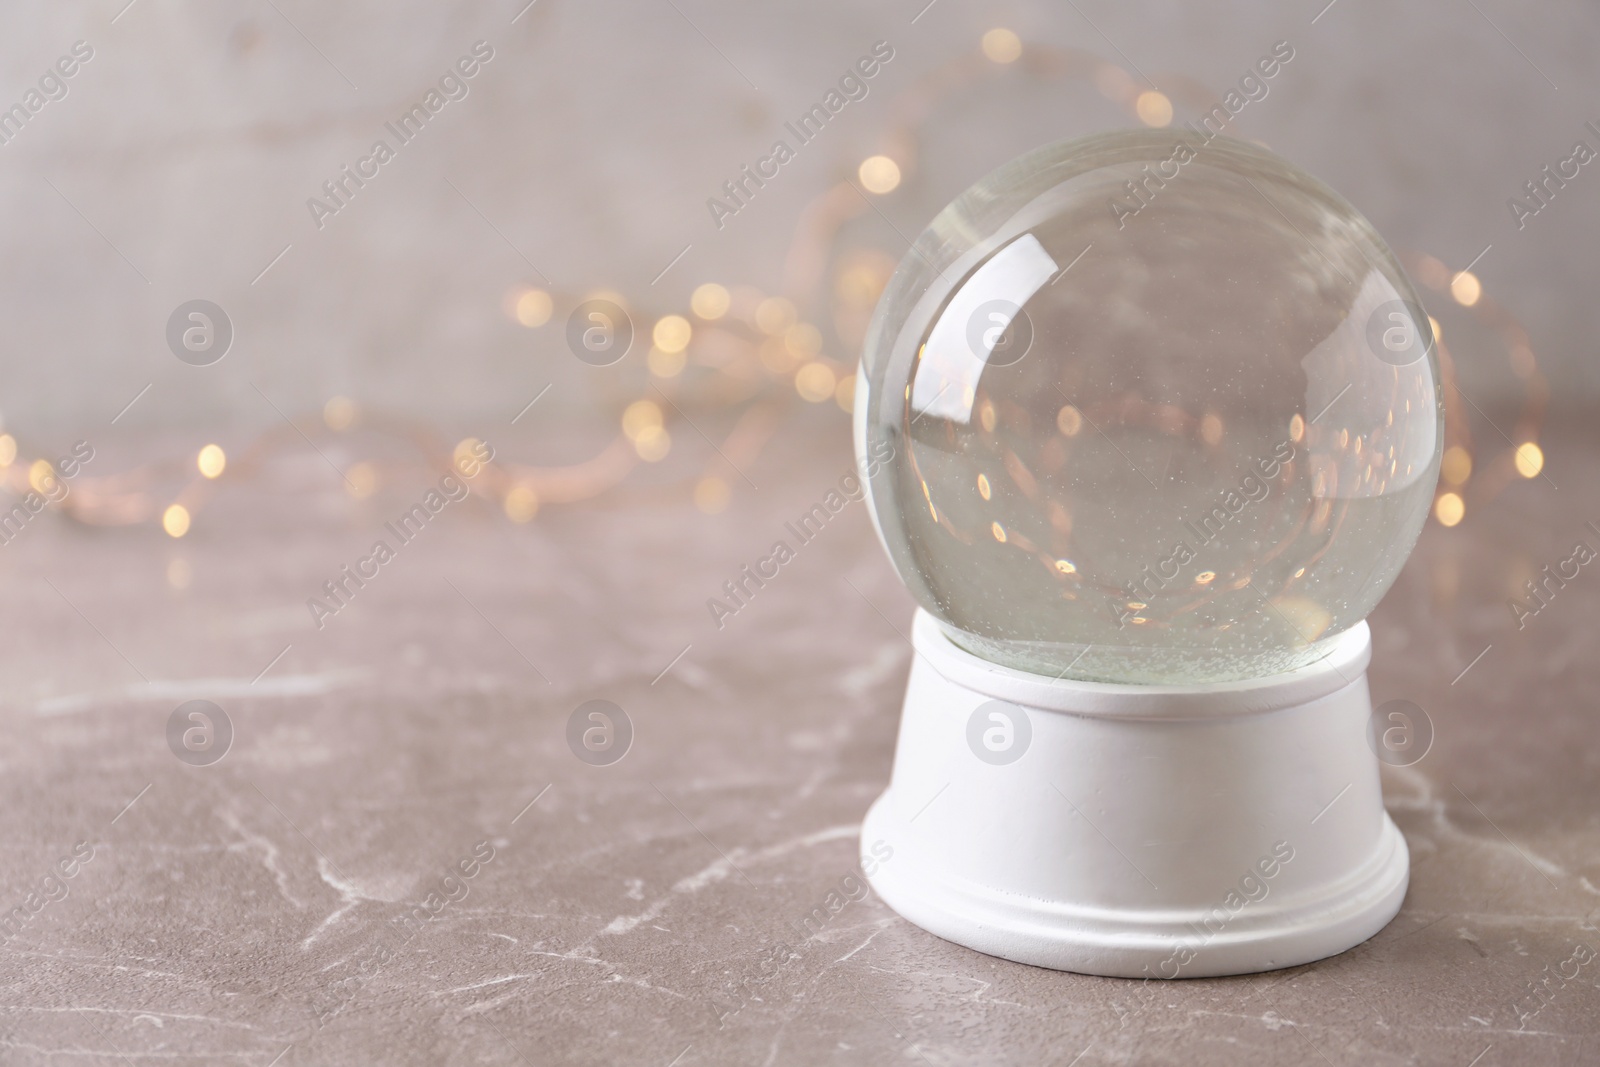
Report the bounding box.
[861,611,1408,978]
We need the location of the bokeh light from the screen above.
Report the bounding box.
[504,485,539,523]
[653,314,692,354]
[515,288,553,327]
[1135,90,1173,127]
[694,476,730,514]
[324,396,357,431]
[795,362,837,402]
[690,283,730,320]
[162,504,191,538]
[1450,270,1482,307]
[859,155,902,194]
[982,28,1022,64]
[1514,442,1543,478]
[197,444,226,479]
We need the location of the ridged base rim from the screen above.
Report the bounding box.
[862,792,1409,979]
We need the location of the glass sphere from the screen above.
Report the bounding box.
[855,131,1442,684]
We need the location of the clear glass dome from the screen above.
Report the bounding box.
[855,131,1443,684]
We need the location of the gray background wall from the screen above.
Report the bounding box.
[0,0,1593,439]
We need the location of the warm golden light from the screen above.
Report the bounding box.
[1273,596,1333,641]
[515,289,553,328]
[755,297,796,335]
[858,155,902,194]
[1440,445,1472,485]
[28,460,57,495]
[760,338,800,375]
[648,346,687,378]
[1428,315,1442,343]
[197,444,226,479]
[621,400,663,441]
[991,521,1007,543]
[1055,559,1077,575]
[977,473,992,500]
[690,283,730,320]
[1514,442,1543,478]
[979,400,997,433]
[1435,492,1465,527]
[1195,571,1216,586]
[835,256,892,308]
[1200,413,1224,445]
[453,438,486,469]
[0,434,15,467]
[1450,270,1482,307]
[835,373,856,412]
[162,504,191,538]
[795,362,837,403]
[1289,413,1306,444]
[785,323,822,358]
[694,476,730,514]
[1135,90,1173,127]
[1056,405,1083,436]
[504,485,539,523]
[634,426,670,462]
[324,396,357,431]
[981,28,1022,63]
[346,461,377,498]
[653,314,692,354]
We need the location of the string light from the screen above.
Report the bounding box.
[858,156,902,194]
[162,504,191,538]
[755,297,796,335]
[621,400,663,442]
[197,444,226,479]
[693,476,730,514]
[324,396,357,431]
[835,373,856,412]
[634,426,671,462]
[652,314,692,354]
[795,362,837,403]
[690,283,731,320]
[346,462,378,498]
[982,28,1022,64]
[28,461,56,495]
[1514,442,1543,478]
[514,288,553,327]
[0,31,1538,544]
[1135,90,1173,127]
[1450,270,1482,307]
[504,485,539,522]
[648,346,687,378]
